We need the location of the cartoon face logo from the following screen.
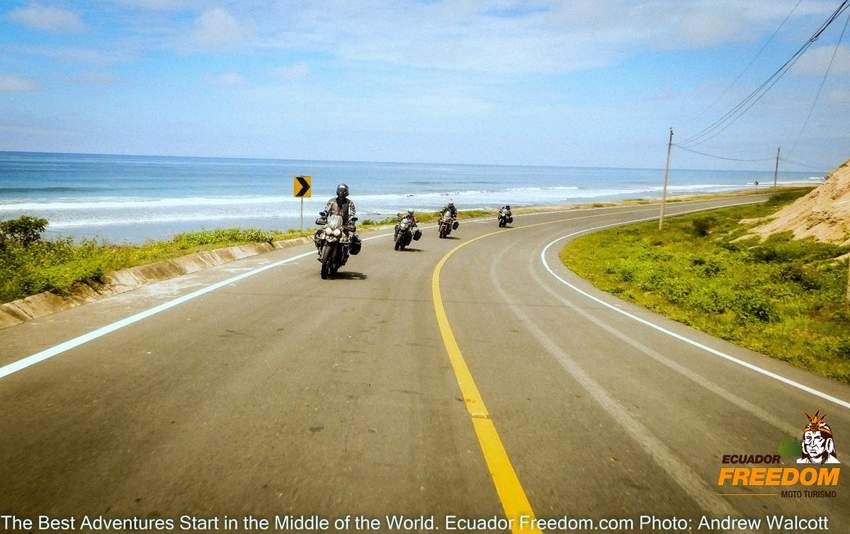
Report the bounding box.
[797,411,840,465]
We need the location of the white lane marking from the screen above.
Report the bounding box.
[527,253,799,438]
[539,207,850,412]
[489,253,740,518]
[0,197,762,380]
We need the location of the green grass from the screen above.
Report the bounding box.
[561,187,850,383]
[0,227,314,304]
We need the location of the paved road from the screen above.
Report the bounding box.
[2,196,849,531]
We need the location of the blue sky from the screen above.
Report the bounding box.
[0,0,848,170]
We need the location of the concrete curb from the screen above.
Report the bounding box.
[0,236,315,330]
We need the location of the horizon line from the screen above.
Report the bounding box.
[0,149,826,175]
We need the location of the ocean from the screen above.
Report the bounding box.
[0,151,823,243]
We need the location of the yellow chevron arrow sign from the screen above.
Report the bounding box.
[293,176,312,198]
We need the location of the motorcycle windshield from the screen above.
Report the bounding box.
[326,214,344,229]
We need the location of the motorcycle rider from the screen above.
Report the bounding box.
[498,204,512,226]
[395,208,419,241]
[316,183,360,256]
[441,201,458,219]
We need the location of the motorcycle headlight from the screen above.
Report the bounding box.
[333,228,341,236]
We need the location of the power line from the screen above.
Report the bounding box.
[788,9,850,159]
[780,156,828,170]
[672,144,774,162]
[680,0,850,148]
[691,0,803,122]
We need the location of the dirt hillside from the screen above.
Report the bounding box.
[750,158,850,245]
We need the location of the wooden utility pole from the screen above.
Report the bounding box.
[659,128,673,230]
[773,146,781,188]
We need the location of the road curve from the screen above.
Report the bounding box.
[1,196,848,530]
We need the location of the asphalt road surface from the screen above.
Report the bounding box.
[2,195,849,532]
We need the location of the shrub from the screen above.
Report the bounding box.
[0,215,48,247]
[688,286,733,314]
[732,291,778,323]
[692,216,716,237]
[660,278,691,304]
[837,338,850,360]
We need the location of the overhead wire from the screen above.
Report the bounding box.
[679,0,850,148]
[672,144,775,162]
[690,0,803,122]
[787,9,850,159]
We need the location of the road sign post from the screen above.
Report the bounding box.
[293,176,312,230]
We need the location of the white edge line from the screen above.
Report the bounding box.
[539,202,850,411]
[0,196,764,380]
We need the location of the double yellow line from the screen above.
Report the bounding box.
[431,210,648,532]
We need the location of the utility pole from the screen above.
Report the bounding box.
[773,146,781,188]
[659,128,673,230]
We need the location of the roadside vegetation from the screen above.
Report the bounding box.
[0,208,497,304]
[0,216,314,304]
[561,188,850,383]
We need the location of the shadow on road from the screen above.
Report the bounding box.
[332,271,368,280]
[400,248,423,252]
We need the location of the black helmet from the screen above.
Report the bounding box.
[506,205,511,209]
[448,201,454,207]
[336,183,349,198]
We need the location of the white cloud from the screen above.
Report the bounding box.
[209,71,247,87]
[7,3,85,32]
[235,0,837,75]
[120,0,189,9]
[793,45,850,76]
[0,74,38,91]
[271,63,309,81]
[10,45,127,64]
[191,8,253,48]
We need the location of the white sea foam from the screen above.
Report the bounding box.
[1,181,818,229]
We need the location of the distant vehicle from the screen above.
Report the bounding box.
[314,212,357,279]
[438,211,456,238]
[498,206,513,227]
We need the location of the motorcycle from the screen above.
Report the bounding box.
[438,212,457,238]
[314,212,357,279]
[393,217,420,250]
[498,208,513,228]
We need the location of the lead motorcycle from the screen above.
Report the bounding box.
[315,212,358,279]
[438,212,457,238]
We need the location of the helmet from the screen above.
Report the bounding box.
[336,183,349,198]
[506,205,511,209]
[407,209,414,215]
[448,201,454,207]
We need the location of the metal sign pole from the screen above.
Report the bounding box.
[300,197,304,231]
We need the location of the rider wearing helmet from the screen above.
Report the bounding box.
[325,183,356,224]
[395,208,419,241]
[441,201,457,219]
[316,183,361,255]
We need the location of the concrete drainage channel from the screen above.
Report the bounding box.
[0,236,315,330]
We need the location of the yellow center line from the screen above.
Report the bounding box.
[430,208,652,534]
